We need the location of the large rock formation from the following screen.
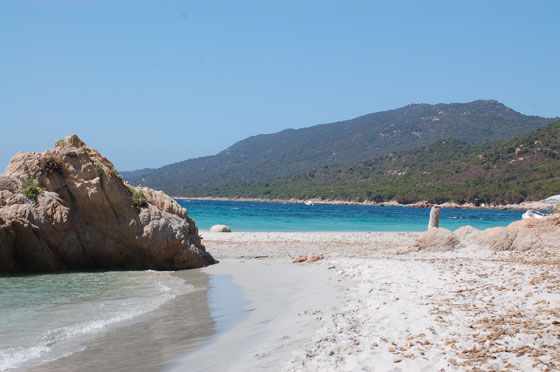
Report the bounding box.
[0,134,214,274]
[407,212,556,253]
[457,226,545,251]
[509,213,560,249]
[454,217,552,252]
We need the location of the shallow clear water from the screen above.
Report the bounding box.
[0,270,247,372]
[178,199,524,232]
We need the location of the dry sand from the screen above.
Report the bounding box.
[185,229,560,372]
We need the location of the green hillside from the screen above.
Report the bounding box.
[123,100,556,193]
[190,120,560,205]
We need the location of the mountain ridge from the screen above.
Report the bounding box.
[123,100,557,195]
[206,120,560,205]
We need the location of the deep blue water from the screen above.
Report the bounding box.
[177,199,524,232]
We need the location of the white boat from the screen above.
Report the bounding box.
[522,210,548,219]
[304,200,314,206]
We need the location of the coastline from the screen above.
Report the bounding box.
[13,219,559,372]
[175,196,552,211]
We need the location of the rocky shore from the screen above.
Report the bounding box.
[0,135,214,274]
[177,196,553,211]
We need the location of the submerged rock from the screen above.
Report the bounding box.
[0,134,214,274]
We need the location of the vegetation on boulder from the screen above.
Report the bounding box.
[126,185,146,209]
[21,179,43,199]
[40,157,63,175]
[95,162,104,175]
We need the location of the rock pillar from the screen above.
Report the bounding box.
[428,207,440,229]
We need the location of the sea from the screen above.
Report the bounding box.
[177,199,524,232]
[0,199,524,371]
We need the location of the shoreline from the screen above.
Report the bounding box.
[168,258,344,372]
[175,196,552,211]
[22,269,222,372]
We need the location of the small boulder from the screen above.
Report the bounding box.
[408,227,463,252]
[210,224,232,232]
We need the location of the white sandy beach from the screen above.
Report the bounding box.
[169,259,345,372]
[187,228,560,371]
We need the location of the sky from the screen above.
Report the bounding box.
[1,0,559,171]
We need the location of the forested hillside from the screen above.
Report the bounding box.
[123,100,555,194]
[189,120,560,205]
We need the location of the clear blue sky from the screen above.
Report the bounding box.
[1,0,559,171]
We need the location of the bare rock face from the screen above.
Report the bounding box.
[454,222,547,251]
[139,187,188,219]
[407,227,463,252]
[464,226,545,252]
[0,134,214,274]
[454,225,478,241]
[509,214,560,249]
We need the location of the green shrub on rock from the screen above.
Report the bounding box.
[95,162,104,175]
[111,168,123,179]
[21,179,43,199]
[126,185,146,209]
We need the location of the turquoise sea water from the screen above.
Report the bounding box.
[178,199,524,232]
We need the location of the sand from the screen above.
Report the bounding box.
[168,259,345,372]
[186,229,560,372]
[200,231,422,260]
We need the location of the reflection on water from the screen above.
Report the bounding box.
[29,269,247,372]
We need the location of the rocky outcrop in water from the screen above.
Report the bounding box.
[0,135,214,274]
